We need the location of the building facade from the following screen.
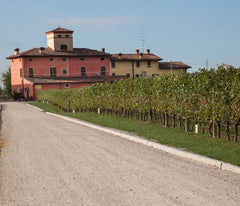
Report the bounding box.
[7,27,126,100]
[110,49,191,78]
[110,49,162,78]
[158,61,191,74]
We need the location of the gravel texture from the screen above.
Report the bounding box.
[0,102,240,206]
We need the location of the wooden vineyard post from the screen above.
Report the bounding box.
[212,88,215,138]
[178,116,181,128]
[148,110,153,124]
[172,113,176,128]
[164,111,169,127]
[212,122,216,138]
[185,116,189,132]
[234,122,239,143]
[225,121,230,141]
[217,121,221,138]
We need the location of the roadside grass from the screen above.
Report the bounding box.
[30,102,240,166]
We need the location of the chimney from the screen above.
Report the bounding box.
[146,49,150,54]
[101,48,105,53]
[118,53,122,59]
[39,47,44,54]
[136,49,139,54]
[14,48,19,55]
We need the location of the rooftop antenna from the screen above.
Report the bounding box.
[139,31,147,53]
[13,42,20,48]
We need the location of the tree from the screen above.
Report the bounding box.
[1,67,11,97]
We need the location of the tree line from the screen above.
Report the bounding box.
[1,67,11,97]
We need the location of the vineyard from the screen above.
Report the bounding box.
[37,64,240,142]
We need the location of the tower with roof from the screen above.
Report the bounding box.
[46,27,74,51]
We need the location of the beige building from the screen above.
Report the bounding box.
[158,61,191,74]
[110,49,191,78]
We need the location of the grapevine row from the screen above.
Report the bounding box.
[37,64,240,142]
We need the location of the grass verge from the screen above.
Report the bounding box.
[30,102,240,166]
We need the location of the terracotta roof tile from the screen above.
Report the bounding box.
[6,47,110,59]
[159,61,191,69]
[111,53,162,61]
[46,27,74,34]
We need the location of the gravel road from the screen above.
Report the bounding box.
[0,102,240,206]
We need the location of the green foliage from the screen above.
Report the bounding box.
[1,67,12,97]
[37,64,240,125]
[0,87,3,95]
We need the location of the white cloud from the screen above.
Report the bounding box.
[45,16,140,30]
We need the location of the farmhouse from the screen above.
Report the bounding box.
[7,27,127,100]
[7,27,191,100]
[110,49,191,78]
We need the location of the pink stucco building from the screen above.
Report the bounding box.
[7,27,126,100]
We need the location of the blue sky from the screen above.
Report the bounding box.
[1,0,240,74]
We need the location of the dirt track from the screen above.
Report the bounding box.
[0,102,240,206]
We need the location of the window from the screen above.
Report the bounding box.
[136,60,140,68]
[100,57,105,61]
[112,73,115,76]
[101,66,106,76]
[12,60,14,63]
[49,57,54,61]
[95,72,99,76]
[111,60,115,68]
[20,68,22,77]
[50,67,56,77]
[65,34,69,38]
[81,66,86,76]
[63,69,67,74]
[60,44,68,50]
[147,60,151,68]
[58,34,61,38]
[62,58,67,61]
[80,57,85,61]
[29,58,33,62]
[64,84,70,88]
[29,68,34,77]
[126,73,130,77]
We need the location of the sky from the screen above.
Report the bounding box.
[1,0,240,75]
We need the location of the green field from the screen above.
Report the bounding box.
[30,102,240,166]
